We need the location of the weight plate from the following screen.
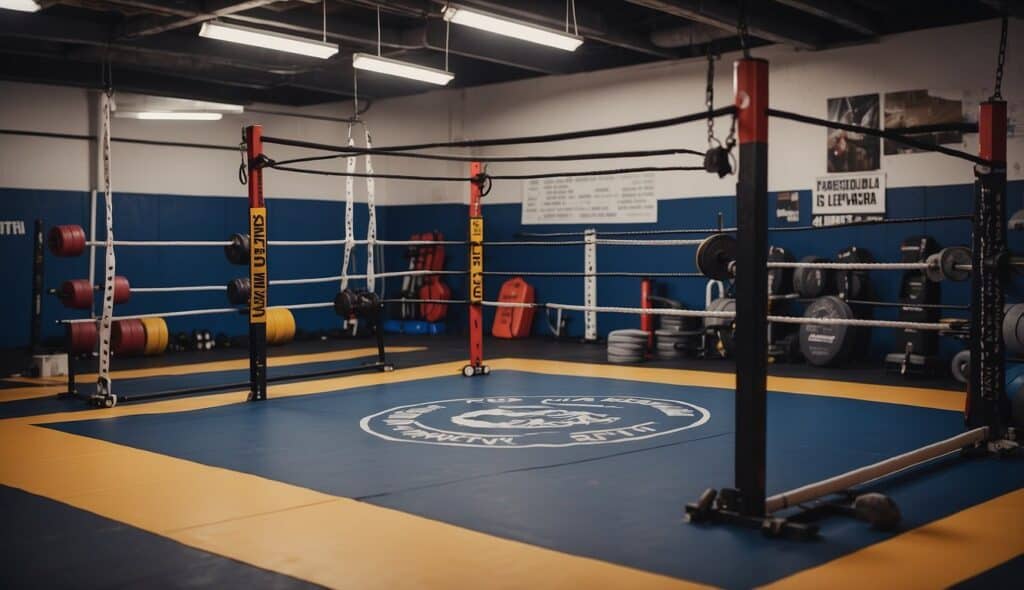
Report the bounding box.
[793,256,832,299]
[834,246,872,300]
[275,307,296,344]
[1004,303,1024,356]
[224,232,250,266]
[799,296,855,367]
[60,279,93,310]
[951,349,970,384]
[68,322,97,354]
[939,246,971,282]
[113,276,131,305]
[924,253,945,283]
[704,297,734,329]
[767,246,795,296]
[140,317,169,355]
[266,308,281,345]
[48,224,86,257]
[112,319,146,356]
[227,277,250,306]
[695,233,736,281]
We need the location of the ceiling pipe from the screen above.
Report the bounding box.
[650,23,737,48]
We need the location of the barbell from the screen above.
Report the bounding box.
[696,234,1019,284]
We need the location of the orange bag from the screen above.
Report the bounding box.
[491,277,535,339]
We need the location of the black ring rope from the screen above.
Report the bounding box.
[266,164,704,182]
[270,146,705,167]
[262,105,736,153]
[0,128,239,152]
[517,214,971,239]
[767,109,994,167]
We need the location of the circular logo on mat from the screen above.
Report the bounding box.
[360,396,710,449]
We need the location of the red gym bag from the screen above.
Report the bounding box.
[492,277,535,338]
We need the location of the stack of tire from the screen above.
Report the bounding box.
[606,329,649,364]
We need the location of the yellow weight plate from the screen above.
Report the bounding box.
[266,308,280,345]
[140,317,169,355]
[276,308,296,345]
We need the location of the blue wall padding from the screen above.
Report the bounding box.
[2,181,1022,359]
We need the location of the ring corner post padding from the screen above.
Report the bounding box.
[245,124,268,401]
[968,100,1009,433]
[733,57,770,518]
[466,160,486,375]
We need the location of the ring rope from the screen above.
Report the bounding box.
[478,301,958,331]
[768,261,928,270]
[768,108,993,167]
[260,105,736,153]
[62,307,241,322]
[132,285,226,293]
[266,164,704,182]
[271,146,706,167]
[87,240,231,247]
[516,214,972,239]
[481,271,704,278]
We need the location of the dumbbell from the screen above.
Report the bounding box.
[334,289,381,319]
[53,277,131,309]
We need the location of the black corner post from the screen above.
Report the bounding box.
[733,58,770,517]
[245,125,268,401]
[30,219,44,356]
[967,101,1009,434]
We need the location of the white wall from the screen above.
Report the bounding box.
[0,18,1020,205]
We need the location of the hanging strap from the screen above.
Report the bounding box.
[364,126,377,293]
[96,91,116,401]
[340,126,356,291]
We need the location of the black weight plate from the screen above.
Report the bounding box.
[1004,303,1024,356]
[951,349,970,384]
[767,246,795,296]
[695,234,736,281]
[799,296,855,367]
[834,246,872,300]
[224,233,250,266]
[793,256,832,299]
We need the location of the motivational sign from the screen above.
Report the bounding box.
[812,172,885,226]
[522,172,657,225]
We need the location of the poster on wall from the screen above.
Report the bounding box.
[775,191,800,223]
[521,172,657,225]
[827,93,880,173]
[812,172,885,227]
[884,89,965,154]
[963,87,1021,137]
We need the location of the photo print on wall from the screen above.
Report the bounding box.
[827,94,880,173]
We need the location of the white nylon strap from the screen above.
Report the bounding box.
[340,130,356,291]
[96,92,115,398]
[364,126,377,293]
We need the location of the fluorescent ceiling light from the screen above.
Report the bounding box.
[352,53,454,86]
[115,112,224,121]
[199,21,338,59]
[0,0,40,12]
[442,4,583,52]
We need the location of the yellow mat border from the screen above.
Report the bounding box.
[3,357,1009,590]
[0,346,426,403]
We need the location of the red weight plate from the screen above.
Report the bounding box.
[48,225,86,257]
[68,322,97,354]
[112,319,146,355]
[60,279,94,310]
[113,276,131,304]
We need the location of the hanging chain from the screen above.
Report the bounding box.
[706,47,717,147]
[238,128,248,185]
[991,15,1007,100]
[737,0,751,58]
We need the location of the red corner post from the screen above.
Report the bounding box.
[465,161,487,376]
[733,59,769,517]
[967,100,1008,432]
[246,125,268,400]
[640,278,653,351]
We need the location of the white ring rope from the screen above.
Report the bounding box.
[87,240,232,247]
[769,261,929,270]
[131,285,226,293]
[479,301,959,331]
[270,269,466,286]
[63,307,240,323]
[595,238,704,246]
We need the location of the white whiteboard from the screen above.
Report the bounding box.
[521,172,658,225]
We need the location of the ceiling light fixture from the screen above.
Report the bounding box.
[198,21,338,59]
[442,3,583,52]
[352,53,454,86]
[0,0,40,12]
[115,112,224,121]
